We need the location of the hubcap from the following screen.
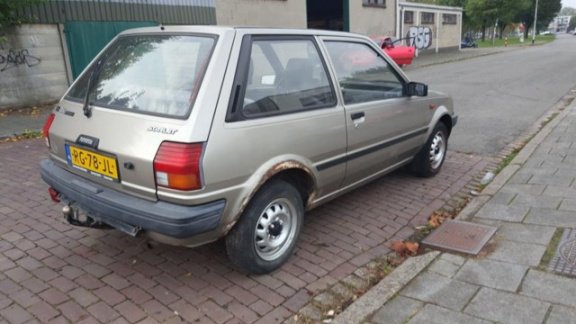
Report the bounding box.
[429,131,446,170]
[254,198,298,261]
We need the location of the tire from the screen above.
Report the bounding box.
[225,180,303,274]
[412,123,448,177]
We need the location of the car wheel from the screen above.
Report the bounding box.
[226,180,303,274]
[412,123,448,177]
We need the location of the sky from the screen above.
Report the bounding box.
[563,0,576,9]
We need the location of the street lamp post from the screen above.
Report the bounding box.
[532,0,539,44]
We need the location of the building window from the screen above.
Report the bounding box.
[443,14,457,24]
[404,11,414,24]
[363,0,386,8]
[421,12,435,24]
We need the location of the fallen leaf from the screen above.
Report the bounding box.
[405,242,419,255]
[391,240,406,255]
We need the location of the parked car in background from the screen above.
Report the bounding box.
[41,26,456,274]
[371,36,415,66]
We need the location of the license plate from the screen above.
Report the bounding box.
[66,144,119,181]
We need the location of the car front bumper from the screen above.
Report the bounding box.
[40,159,225,239]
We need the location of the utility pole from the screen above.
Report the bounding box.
[532,0,539,45]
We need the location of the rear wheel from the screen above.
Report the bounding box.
[412,123,448,177]
[226,180,303,274]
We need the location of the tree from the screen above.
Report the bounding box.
[569,15,576,31]
[560,7,576,16]
[0,0,45,41]
[516,0,561,38]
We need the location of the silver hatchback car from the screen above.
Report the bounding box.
[41,26,457,274]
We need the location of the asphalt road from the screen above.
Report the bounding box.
[409,33,576,155]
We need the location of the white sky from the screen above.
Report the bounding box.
[563,0,576,9]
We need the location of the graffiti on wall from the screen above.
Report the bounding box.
[407,26,433,50]
[0,49,41,72]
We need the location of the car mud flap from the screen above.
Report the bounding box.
[63,203,141,237]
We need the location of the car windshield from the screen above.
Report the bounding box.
[66,34,216,119]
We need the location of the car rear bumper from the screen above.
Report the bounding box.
[40,159,225,239]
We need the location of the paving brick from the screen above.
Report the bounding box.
[21,277,48,294]
[122,285,153,305]
[370,296,424,324]
[68,288,99,307]
[409,304,492,324]
[464,288,549,324]
[0,304,33,324]
[114,300,147,323]
[48,276,77,294]
[10,289,40,308]
[253,306,291,324]
[101,273,131,290]
[199,300,234,324]
[521,269,576,307]
[547,305,576,324]
[147,284,180,306]
[28,301,60,322]
[38,288,69,306]
[455,259,528,292]
[93,285,126,306]
[142,299,175,322]
[58,301,91,322]
[87,301,121,323]
[226,301,259,324]
[169,300,202,323]
[249,300,274,316]
[74,273,105,290]
[401,271,479,311]
[485,240,547,266]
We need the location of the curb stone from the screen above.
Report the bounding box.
[332,251,440,324]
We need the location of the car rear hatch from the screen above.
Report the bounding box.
[46,29,227,201]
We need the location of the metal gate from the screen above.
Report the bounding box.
[64,21,157,79]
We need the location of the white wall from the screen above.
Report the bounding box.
[349,1,396,37]
[0,24,69,109]
[215,0,306,28]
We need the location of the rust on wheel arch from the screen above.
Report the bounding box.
[222,160,317,234]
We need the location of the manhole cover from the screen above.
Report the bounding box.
[548,228,576,277]
[422,220,497,255]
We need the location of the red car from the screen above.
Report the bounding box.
[372,36,415,66]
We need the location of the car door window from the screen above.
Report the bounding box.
[242,38,336,118]
[324,41,405,105]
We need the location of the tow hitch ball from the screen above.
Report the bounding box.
[62,204,109,229]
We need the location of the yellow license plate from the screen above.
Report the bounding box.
[66,144,119,181]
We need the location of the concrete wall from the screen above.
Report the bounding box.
[0,24,68,109]
[215,0,306,28]
[349,1,396,37]
[398,3,462,53]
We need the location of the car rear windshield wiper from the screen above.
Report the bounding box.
[83,59,105,118]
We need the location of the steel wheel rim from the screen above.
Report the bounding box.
[429,131,446,170]
[254,198,298,261]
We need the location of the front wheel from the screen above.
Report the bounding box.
[226,180,303,274]
[412,123,448,177]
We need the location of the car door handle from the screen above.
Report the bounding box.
[351,112,365,120]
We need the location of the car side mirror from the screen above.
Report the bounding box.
[406,82,428,97]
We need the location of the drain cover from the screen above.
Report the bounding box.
[422,220,497,255]
[548,228,576,277]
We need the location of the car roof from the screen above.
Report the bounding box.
[118,25,369,40]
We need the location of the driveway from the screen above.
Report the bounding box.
[0,139,491,323]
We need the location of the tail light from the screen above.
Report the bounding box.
[153,142,204,191]
[42,113,56,148]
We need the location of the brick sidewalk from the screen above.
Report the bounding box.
[0,139,491,323]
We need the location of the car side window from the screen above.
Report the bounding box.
[324,41,405,105]
[241,38,336,118]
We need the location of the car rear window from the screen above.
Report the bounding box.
[66,34,216,119]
